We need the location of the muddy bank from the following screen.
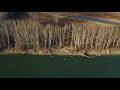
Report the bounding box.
[1,48,120,57]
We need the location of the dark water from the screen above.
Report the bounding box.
[67,15,120,25]
[0,54,120,78]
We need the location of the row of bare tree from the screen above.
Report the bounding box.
[0,18,120,52]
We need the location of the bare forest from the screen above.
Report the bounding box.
[0,12,120,54]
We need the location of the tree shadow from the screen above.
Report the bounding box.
[6,12,29,20]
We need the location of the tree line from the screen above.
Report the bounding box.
[0,13,120,52]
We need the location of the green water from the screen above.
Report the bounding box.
[0,54,120,78]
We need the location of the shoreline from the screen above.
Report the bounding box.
[1,48,120,57]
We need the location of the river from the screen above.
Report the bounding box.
[67,15,120,25]
[0,54,120,78]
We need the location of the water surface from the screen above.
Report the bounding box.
[0,54,120,78]
[67,15,120,25]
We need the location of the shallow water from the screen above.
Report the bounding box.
[67,15,120,25]
[0,54,120,78]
